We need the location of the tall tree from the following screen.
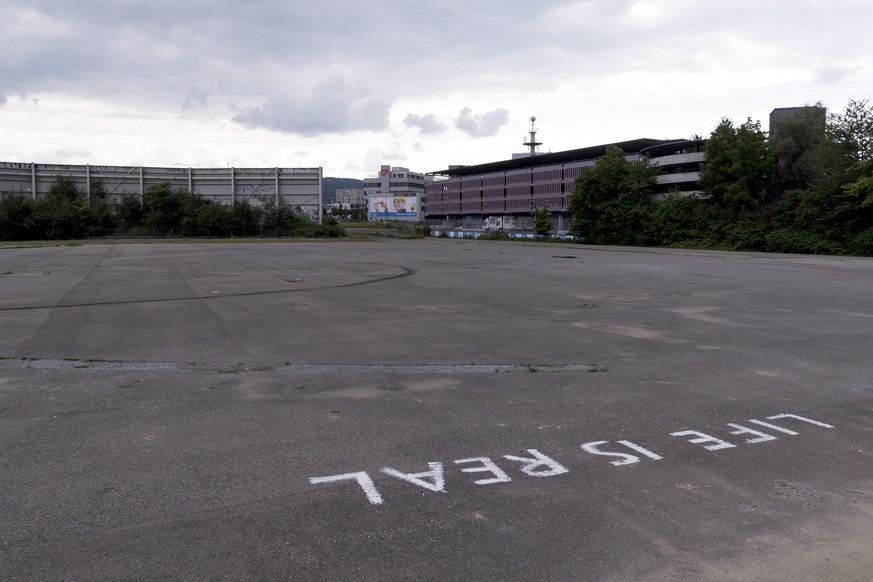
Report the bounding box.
[828,98,873,163]
[115,193,143,228]
[568,145,658,245]
[260,200,302,237]
[194,201,231,236]
[45,175,82,203]
[531,204,552,237]
[228,200,262,236]
[0,193,36,240]
[142,183,201,232]
[87,179,116,233]
[33,175,90,239]
[832,101,873,248]
[699,117,774,216]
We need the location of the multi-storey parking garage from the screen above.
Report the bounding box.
[426,138,705,232]
[0,162,323,216]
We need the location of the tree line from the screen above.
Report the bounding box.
[569,99,873,255]
[0,179,342,240]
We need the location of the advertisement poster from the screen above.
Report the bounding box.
[369,195,418,218]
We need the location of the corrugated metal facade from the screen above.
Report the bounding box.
[0,162,322,214]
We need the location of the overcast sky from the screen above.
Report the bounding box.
[2,0,871,178]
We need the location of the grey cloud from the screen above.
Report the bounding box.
[403,113,446,134]
[455,107,510,137]
[232,76,390,135]
[0,2,763,119]
[182,82,218,110]
[1,0,576,110]
[812,66,859,85]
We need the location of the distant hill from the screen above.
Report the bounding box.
[323,177,364,203]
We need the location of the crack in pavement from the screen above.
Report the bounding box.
[0,358,594,374]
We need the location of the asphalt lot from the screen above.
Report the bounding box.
[1,239,872,581]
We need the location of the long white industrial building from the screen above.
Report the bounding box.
[0,161,323,216]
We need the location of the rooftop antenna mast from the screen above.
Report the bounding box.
[523,116,542,157]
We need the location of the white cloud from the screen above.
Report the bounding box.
[182,82,219,110]
[812,66,860,85]
[403,113,447,134]
[455,108,510,137]
[362,144,408,174]
[231,75,391,135]
[55,147,91,159]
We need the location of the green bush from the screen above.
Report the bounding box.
[478,231,510,241]
[0,193,37,240]
[849,227,873,255]
[763,228,846,254]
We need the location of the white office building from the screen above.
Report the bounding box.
[335,188,366,209]
[363,165,431,221]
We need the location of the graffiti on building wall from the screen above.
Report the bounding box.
[94,166,136,174]
[236,170,274,178]
[235,184,275,195]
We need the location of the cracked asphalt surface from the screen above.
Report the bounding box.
[1,240,872,581]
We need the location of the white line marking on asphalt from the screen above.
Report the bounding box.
[454,457,512,485]
[502,449,570,477]
[768,413,834,428]
[309,472,384,505]
[727,423,779,444]
[670,430,737,451]
[746,419,799,435]
[582,441,645,466]
[617,440,664,460]
[308,412,836,506]
[381,463,446,492]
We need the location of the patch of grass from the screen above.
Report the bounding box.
[2,271,13,275]
[74,364,89,369]
[587,364,609,373]
[527,364,539,373]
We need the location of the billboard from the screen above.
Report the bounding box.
[369,194,418,218]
